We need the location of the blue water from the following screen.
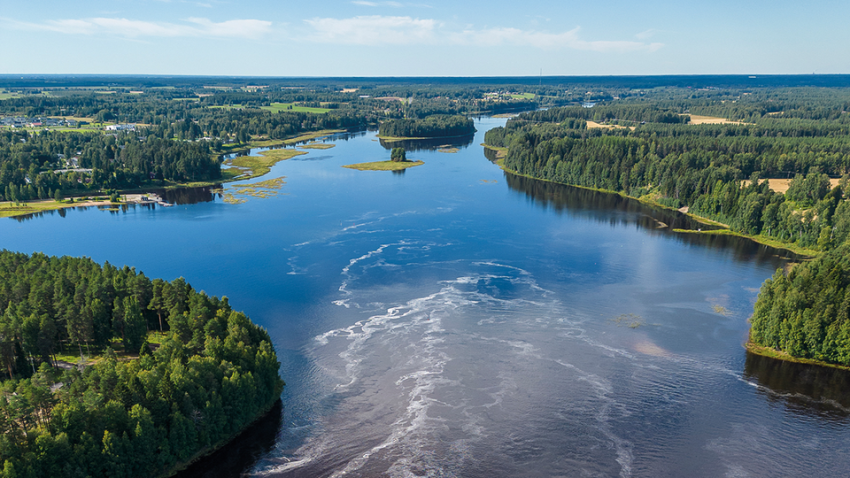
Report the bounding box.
[3,118,849,477]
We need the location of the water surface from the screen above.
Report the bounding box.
[2,118,847,477]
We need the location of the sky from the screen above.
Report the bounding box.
[1,0,849,76]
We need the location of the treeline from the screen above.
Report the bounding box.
[485,106,850,250]
[751,242,850,365]
[0,250,284,477]
[379,115,475,138]
[0,131,220,199]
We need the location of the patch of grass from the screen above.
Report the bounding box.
[672,228,818,257]
[378,135,431,141]
[261,102,331,114]
[482,143,508,160]
[343,160,424,171]
[228,148,307,180]
[510,93,536,100]
[298,143,335,150]
[745,341,850,371]
[0,199,110,218]
[712,305,730,316]
[0,91,20,100]
[612,313,645,328]
[222,194,247,204]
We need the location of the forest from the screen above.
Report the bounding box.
[0,251,284,477]
[378,115,476,138]
[484,90,850,367]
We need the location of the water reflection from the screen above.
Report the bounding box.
[6,186,218,222]
[503,172,805,265]
[173,401,283,478]
[744,352,850,419]
[379,134,475,152]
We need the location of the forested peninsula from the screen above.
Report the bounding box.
[0,251,284,477]
[378,115,475,139]
[484,91,850,368]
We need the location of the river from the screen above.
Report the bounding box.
[2,118,849,477]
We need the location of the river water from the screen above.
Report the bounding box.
[2,118,849,477]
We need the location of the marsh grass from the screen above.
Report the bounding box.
[342,160,424,171]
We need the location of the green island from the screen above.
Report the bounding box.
[344,146,423,171]
[378,115,475,140]
[343,160,424,171]
[483,90,850,369]
[0,250,284,476]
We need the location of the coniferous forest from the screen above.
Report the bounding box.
[484,89,850,367]
[0,251,284,477]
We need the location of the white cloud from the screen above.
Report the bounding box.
[635,29,662,40]
[351,1,429,6]
[305,16,662,52]
[5,17,271,39]
[305,16,438,45]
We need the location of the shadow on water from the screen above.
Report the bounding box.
[502,172,806,265]
[379,134,475,152]
[744,352,850,419]
[146,185,219,205]
[7,186,218,222]
[173,400,283,478]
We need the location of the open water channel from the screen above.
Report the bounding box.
[2,118,849,477]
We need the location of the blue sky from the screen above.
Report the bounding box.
[2,0,849,76]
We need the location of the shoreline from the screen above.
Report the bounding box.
[0,130,348,219]
[745,340,850,372]
[163,397,283,478]
[484,143,817,258]
[343,160,424,171]
[378,132,475,141]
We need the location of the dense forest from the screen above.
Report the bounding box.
[0,251,284,477]
[751,243,850,366]
[485,103,850,250]
[484,92,850,367]
[378,115,476,138]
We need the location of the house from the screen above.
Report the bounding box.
[105,124,136,131]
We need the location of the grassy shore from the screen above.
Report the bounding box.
[672,229,818,257]
[299,143,335,150]
[379,133,473,141]
[745,341,850,372]
[0,198,114,218]
[220,130,345,155]
[228,149,307,180]
[485,142,816,257]
[343,160,424,171]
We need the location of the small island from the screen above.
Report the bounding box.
[378,115,475,140]
[343,147,424,171]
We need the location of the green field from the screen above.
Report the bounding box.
[510,93,536,100]
[262,102,332,114]
[0,91,19,100]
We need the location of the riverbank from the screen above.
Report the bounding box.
[378,132,475,142]
[220,129,346,156]
[164,398,283,478]
[343,160,424,171]
[673,229,818,257]
[485,143,817,258]
[228,149,308,181]
[745,341,850,372]
[0,198,114,218]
